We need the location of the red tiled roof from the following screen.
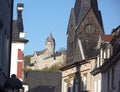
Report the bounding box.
[101,35,114,42]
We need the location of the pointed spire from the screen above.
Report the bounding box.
[47,33,54,42]
[74,0,81,24]
[91,0,99,11]
[45,33,55,57]
[46,33,55,48]
[74,0,100,26]
[49,33,53,40]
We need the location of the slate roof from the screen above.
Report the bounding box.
[34,49,46,56]
[12,20,28,43]
[111,25,120,38]
[46,33,55,43]
[12,3,28,43]
[25,71,62,92]
[12,20,19,40]
[112,25,120,33]
[28,86,55,92]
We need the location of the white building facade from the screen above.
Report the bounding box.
[10,3,28,80]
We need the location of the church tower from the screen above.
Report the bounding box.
[45,33,55,56]
[66,0,104,64]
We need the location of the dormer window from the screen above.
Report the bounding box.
[19,32,25,39]
[103,50,106,59]
[97,55,100,67]
[100,48,103,65]
[107,47,110,58]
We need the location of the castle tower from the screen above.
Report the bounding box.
[66,0,104,64]
[45,33,55,56]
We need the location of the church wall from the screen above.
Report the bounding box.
[75,9,103,61]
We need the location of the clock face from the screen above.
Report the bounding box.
[85,24,95,34]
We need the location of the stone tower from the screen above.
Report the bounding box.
[45,33,55,56]
[66,0,104,64]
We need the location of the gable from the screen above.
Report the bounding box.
[74,9,104,59]
[67,8,75,36]
[76,9,104,34]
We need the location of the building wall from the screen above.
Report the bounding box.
[115,59,120,92]
[61,59,96,92]
[0,0,13,86]
[10,42,24,80]
[61,67,76,92]
[93,73,101,92]
[102,59,120,92]
[74,9,103,61]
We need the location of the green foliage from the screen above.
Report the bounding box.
[41,62,66,72]
[42,67,49,71]
[24,55,31,67]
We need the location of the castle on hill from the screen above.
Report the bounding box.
[26,33,66,70]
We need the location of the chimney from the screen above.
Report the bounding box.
[17,3,24,19]
[17,3,24,32]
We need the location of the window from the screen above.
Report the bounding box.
[64,80,68,92]
[94,81,97,92]
[107,48,110,58]
[98,78,101,92]
[103,50,106,59]
[97,55,100,67]
[18,49,23,60]
[83,73,87,91]
[75,83,78,92]
[110,46,113,57]
[69,78,73,92]
[100,49,103,65]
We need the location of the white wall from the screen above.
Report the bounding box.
[10,42,24,77]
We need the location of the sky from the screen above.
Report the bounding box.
[13,0,120,56]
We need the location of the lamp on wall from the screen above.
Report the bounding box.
[4,74,23,92]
